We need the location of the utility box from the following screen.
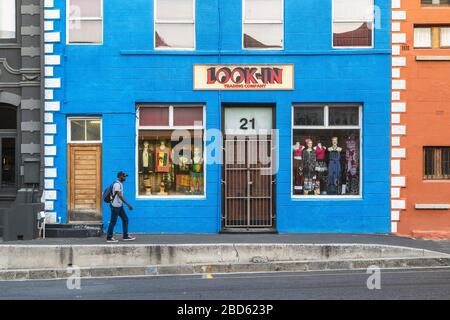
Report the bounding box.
[3,189,43,241]
[23,158,40,184]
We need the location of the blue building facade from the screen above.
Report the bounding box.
[43,0,392,234]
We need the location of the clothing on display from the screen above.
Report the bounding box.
[156,142,171,173]
[137,136,205,196]
[345,134,359,195]
[327,148,342,195]
[302,148,317,191]
[139,142,155,173]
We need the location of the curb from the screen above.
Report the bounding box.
[1,256,449,281]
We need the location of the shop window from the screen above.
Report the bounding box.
[424,147,450,180]
[154,0,195,50]
[68,118,102,143]
[0,0,15,39]
[421,0,450,6]
[414,26,450,49]
[333,0,373,48]
[67,0,103,44]
[243,0,284,49]
[137,105,205,197]
[292,104,362,197]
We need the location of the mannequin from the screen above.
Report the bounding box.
[155,141,171,173]
[139,141,155,195]
[302,139,318,195]
[293,142,304,160]
[175,146,192,194]
[141,141,154,170]
[314,141,327,194]
[190,147,204,194]
[158,181,168,195]
[327,137,342,195]
[293,141,305,193]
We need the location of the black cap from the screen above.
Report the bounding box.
[117,171,128,178]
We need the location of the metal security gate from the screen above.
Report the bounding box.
[223,135,275,230]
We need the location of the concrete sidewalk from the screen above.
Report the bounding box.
[1,233,450,254]
[1,234,450,281]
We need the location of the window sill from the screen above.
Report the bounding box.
[416,55,450,61]
[291,195,363,201]
[136,195,206,201]
[415,204,450,210]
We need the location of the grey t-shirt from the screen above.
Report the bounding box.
[111,181,123,208]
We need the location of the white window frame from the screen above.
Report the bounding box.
[414,27,432,48]
[66,0,103,45]
[242,0,284,50]
[154,0,196,51]
[332,0,374,49]
[0,0,16,41]
[67,117,103,144]
[135,104,206,200]
[291,104,363,200]
[440,27,450,48]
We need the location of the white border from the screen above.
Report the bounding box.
[135,104,206,200]
[290,104,363,200]
[242,0,284,50]
[66,0,103,45]
[154,0,196,51]
[67,117,103,144]
[331,0,375,49]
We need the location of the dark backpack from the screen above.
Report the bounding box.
[103,182,118,204]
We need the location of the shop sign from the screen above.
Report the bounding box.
[193,64,294,90]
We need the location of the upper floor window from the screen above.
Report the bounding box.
[67,0,103,44]
[414,26,450,49]
[243,0,284,49]
[0,0,16,39]
[421,0,450,6]
[155,0,195,50]
[333,0,374,48]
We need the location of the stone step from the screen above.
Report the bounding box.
[44,224,103,238]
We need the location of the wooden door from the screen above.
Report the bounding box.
[68,144,102,222]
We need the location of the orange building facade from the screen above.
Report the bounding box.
[391,0,450,239]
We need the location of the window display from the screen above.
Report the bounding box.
[292,104,361,197]
[138,105,205,197]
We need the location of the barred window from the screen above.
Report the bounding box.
[424,147,450,180]
[421,0,450,6]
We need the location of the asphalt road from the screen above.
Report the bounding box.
[0,268,450,300]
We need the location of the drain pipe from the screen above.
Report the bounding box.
[39,0,45,203]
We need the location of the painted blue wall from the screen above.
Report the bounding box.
[50,0,391,233]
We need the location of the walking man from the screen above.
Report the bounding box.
[106,171,136,243]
